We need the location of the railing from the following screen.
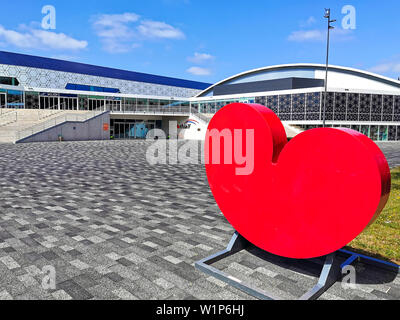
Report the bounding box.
[190,104,214,124]
[38,108,64,120]
[15,110,105,142]
[0,111,18,127]
[109,104,191,115]
[0,108,18,116]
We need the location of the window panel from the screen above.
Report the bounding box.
[371,94,383,115]
[347,93,359,114]
[292,93,306,115]
[379,126,388,141]
[279,95,291,114]
[307,92,322,113]
[360,94,371,114]
[394,96,400,114]
[389,126,397,141]
[334,92,346,114]
[266,96,279,114]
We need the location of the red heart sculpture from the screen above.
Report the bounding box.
[205,103,391,259]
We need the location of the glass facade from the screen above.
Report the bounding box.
[2,85,400,141]
[194,91,400,141]
[197,91,400,123]
[110,119,162,139]
[0,90,191,114]
[298,124,398,141]
[6,90,24,108]
[0,76,19,86]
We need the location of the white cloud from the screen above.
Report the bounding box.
[137,20,185,40]
[186,66,211,76]
[93,13,139,39]
[187,52,215,64]
[300,16,316,28]
[288,28,354,42]
[0,25,87,50]
[92,13,185,53]
[369,62,400,74]
[92,13,141,53]
[288,29,324,42]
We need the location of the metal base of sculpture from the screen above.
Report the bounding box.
[195,232,399,300]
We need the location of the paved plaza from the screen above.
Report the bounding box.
[0,140,398,300]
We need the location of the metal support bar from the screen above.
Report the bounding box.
[299,252,342,300]
[195,232,399,300]
[338,248,400,272]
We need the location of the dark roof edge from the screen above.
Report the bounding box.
[0,51,211,91]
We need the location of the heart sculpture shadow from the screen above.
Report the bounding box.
[205,103,391,259]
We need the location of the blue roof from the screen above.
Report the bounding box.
[0,51,211,90]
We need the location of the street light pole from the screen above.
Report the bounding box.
[323,9,336,128]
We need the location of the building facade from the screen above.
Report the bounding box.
[0,51,210,140]
[192,64,400,141]
[2,53,400,142]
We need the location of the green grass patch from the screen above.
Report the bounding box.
[346,167,400,265]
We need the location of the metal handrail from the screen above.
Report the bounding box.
[112,110,190,116]
[0,111,18,127]
[0,108,18,117]
[108,104,191,114]
[37,108,64,120]
[15,110,105,142]
[190,105,213,124]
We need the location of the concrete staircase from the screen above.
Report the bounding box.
[0,109,91,143]
[283,124,304,139]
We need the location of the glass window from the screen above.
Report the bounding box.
[370,125,378,140]
[360,125,370,137]
[137,98,148,112]
[389,126,397,141]
[7,90,24,108]
[379,126,388,141]
[0,77,19,86]
[124,98,136,112]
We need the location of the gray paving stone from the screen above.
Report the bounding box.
[0,140,398,300]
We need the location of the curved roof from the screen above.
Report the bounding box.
[196,63,400,97]
[0,51,211,90]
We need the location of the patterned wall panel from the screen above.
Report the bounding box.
[266,95,279,114]
[394,96,400,121]
[292,93,306,120]
[347,93,359,121]
[255,96,266,106]
[306,92,321,120]
[359,94,371,121]
[0,64,201,98]
[383,95,394,121]
[279,94,291,120]
[371,94,383,121]
[334,92,346,121]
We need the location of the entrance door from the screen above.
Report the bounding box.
[0,93,6,108]
[60,97,78,110]
[88,99,105,111]
[40,96,59,110]
[129,123,136,139]
[114,122,122,139]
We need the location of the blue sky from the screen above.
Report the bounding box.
[0,0,399,84]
